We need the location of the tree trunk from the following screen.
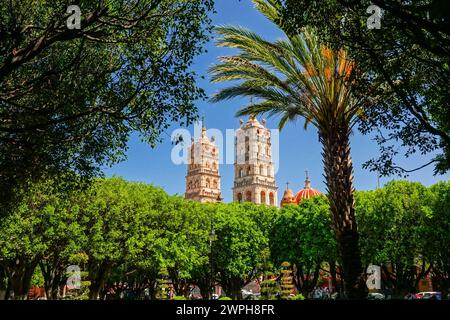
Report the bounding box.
[292,265,305,294]
[293,264,320,294]
[311,265,320,292]
[229,278,243,300]
[196,280,210,300]
[89,283,102,300]
[435,268,449,300]
[88,261,111,300]
[329,261,338,293]
[193,266,215,299]
[50,279,62,299]
[321,124,365,299]
[221,277,243,300]
[4,279,11,300]
[40,260,64,300]
[149,280,157,300]
[8,260,37,300]
[198,287,207,300]
[169,268,190,297]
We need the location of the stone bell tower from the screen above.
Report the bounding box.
[185,123,222,203]
[233,116,278,206]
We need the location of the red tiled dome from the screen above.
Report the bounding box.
[294,187,321,203]
[294,173,321,204]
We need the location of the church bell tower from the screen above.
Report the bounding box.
[233,116,278,206]
[185,123,222,203]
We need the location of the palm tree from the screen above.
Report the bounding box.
[209,0,368,299]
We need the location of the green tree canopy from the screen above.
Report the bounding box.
[0,172,85,299]
[270,197,337,294]
[0,0,213,212]
[356,181,433,295]
[212,202,276,300]
[424,180,450,296]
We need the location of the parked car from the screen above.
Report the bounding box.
[241,289,260,300]
[367,292,385,300]
[404,293,416,300]
[415,292,442,300]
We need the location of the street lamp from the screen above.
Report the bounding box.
[209,222,217,299]
[209,226,216,244]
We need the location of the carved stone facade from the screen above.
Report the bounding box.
[185,125,222,203]
[233,116,278,206]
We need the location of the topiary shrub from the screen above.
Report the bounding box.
[280,262,294,300]
[291,294,305,300]
[155,267,170,300]
[260,271,279,300]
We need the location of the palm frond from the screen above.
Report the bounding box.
[209,1,362,133]
[252,0,282,25]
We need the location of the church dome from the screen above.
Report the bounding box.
[294,172,321,204]
[280,183,296,207]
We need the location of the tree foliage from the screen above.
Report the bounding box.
[211,202,276,300]
[0,172,85,299]
[423,181,450,296]
[270,197,337,294]
[1,176,449,300]
[281,0,450,176]
[357,181,437,296]
[0,0,214,212]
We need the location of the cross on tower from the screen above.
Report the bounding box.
[286,181,290,190]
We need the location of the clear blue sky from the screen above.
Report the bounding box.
[104,0,449,202]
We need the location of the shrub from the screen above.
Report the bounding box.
[291,294,305,300]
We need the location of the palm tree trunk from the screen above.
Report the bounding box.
[320,123,366,299]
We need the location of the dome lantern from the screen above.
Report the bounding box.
[294,171,321,204]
